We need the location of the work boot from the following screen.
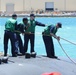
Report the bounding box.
[31,52,36,58]
[25,53,31,59]
[0,59,1,64]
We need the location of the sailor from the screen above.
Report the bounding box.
[24,14,46,57]
[4,14,18,57]
[16,17,28,55]
[42,23,62,58]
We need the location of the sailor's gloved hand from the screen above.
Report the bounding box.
[56,36,60,41]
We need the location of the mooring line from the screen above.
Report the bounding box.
[60,37,76,46]
[58,40,76,65]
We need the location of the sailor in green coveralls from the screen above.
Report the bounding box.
[4,14,18,57]
[24,14,46,57]
[42,23,62,58]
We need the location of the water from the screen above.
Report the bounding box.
[0,17,76,58]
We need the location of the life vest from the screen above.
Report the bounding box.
[43,25,58,36]
[25,19,36,33]
[5,18,17,32]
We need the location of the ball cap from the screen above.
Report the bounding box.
[30,14,35,17]
[12,14,17,17]
[23,17,28,21]
[57,22,62,28]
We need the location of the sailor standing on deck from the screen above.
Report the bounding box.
[42,23,62,58]
[16,18,28,55]
[4,14,18,57]
[24,14,46,57]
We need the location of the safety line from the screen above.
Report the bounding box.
[15,30,76,46]
[60,37,76,46]
[58,40,76,65]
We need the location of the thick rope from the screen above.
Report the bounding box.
[58,40,76,65]
[60,37,76,46]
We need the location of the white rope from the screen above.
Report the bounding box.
[35,32,76,65]
[58,40,76,65]
[60,37,76,46]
